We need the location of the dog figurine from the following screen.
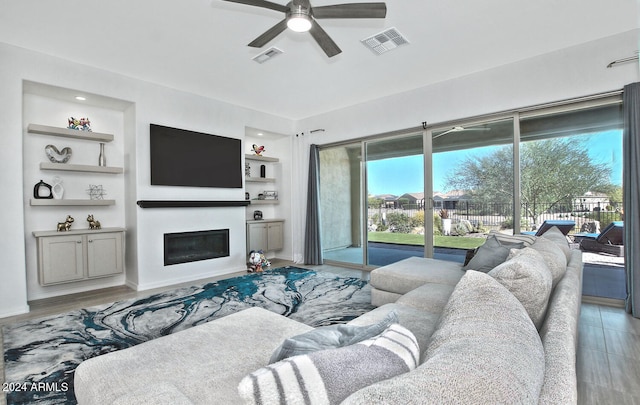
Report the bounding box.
[57,215,74,232]
[87,214,101,230]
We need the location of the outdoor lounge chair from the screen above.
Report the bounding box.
[577,221,624,257]
[522,220,576,236]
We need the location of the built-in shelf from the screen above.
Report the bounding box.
[250,200,279,205]
[245,154,279,162]
[40,162,123,174]
[28,123,114,142]
[32,227,126,238]
[136,200,251,208]
[246,177,275,183]
[30,199,115,206]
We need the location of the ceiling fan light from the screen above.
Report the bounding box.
[287,14,312,32]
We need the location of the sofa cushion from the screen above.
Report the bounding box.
[541,225,572,262]
[462,234,524,272]
[488,247,553,329]
[347,303,442,361]
[370,257,464,295]
[396,282,456,314]
[238,324,419,405]
[342,271,546,405]
[530,236,568,287]
[269,310,398,363]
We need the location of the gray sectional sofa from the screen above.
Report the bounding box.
[74,227,582,404]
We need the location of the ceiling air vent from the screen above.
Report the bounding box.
[252,47,283,64]
[361,27,409,55]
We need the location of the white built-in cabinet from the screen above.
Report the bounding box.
[33,228,124,286]
[246,220,284,253]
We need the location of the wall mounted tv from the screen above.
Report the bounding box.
[150,124,242,188]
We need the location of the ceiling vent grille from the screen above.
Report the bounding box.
[361,27,409,55]
[252,47,283,64]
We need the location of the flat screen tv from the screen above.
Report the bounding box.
[150,124,242,188]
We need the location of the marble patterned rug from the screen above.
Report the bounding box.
[2,266,373,405]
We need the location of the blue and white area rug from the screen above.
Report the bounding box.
[2,266,373,405]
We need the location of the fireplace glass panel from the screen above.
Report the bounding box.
[164,229,230,266]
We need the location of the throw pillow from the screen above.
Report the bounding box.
[462,235,524,273]
[489,230,537,247]
[488,247,553,329]
[269,310,398,364]
[238,323,419,405]
[530,236,568,287]
[540,226,572,262]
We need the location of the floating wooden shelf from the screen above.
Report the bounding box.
[249,200,280,205]
[28,123,114,142]
[246,177,275,183]
[40,162,123,174]
[245,154,279,162]
[30,199,115,206]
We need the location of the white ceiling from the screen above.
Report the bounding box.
[0,0,637,119]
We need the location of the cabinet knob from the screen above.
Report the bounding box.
[88,240,93,243]
[76,241,82,244]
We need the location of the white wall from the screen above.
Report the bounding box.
[290,30,640,255]
[0,43,295,317]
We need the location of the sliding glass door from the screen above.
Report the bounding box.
[365,133,424,266]
[319,142,365,266]
[426,118,515,259]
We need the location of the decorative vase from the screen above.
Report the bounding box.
[260,165,266,178]
[51,176,64,200]
[98,143,106,167]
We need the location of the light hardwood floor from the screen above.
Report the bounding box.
[1,261,639,404]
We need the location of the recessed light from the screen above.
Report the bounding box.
[75,96,86,101]
[257,133,264,136]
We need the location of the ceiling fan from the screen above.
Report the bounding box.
[222,0,387,57]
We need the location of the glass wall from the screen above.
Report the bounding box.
[317,92,625,300]
[319,142,364,266]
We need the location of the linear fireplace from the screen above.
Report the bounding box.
[164,229,230,266]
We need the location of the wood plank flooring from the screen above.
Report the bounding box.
[1,261,639,404]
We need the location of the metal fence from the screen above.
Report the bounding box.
[368,200,623,234]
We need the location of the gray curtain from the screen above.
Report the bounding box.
[304,144,323,264]
[624,82,640,317]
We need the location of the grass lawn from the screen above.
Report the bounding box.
[368,232,486,249]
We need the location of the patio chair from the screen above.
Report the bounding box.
[522,220,576,236]
[577,221,624,257]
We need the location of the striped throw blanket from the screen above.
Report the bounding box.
[238,323,419,405]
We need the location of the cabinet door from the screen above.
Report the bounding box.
[267,222,284,251]
[247,223,268,253]
[87,232,123,278]
[39,235,84,285]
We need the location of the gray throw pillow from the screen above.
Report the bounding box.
[240,323,419,405]
[269,310,398,364]
[489,247,553,329]
[462,235,524,273]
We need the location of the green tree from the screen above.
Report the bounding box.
[445,138,612,227]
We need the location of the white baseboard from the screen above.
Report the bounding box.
[0,304,31,319]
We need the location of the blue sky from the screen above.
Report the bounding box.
[367,130,623,196]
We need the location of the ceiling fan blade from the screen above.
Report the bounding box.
[309,20,342,57]
[312,3,387,19]
[248,18,288,47]
[222,0,288,13]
